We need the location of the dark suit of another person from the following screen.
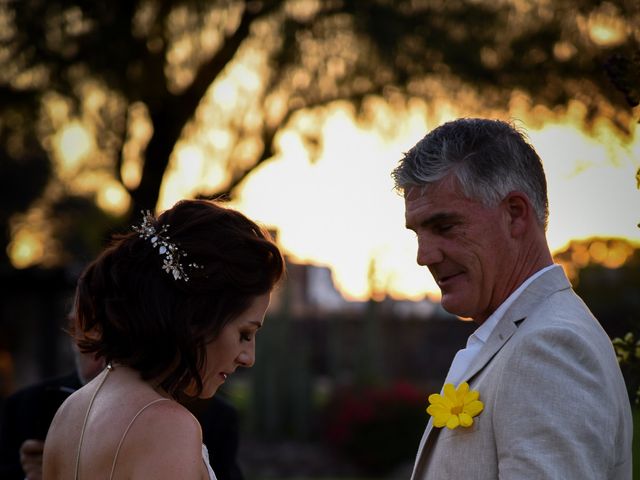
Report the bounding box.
[0,372,244,480]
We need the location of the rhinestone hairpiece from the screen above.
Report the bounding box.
[131,210,203,282]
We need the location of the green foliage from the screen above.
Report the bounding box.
[612,332,640,405]
[634,407,640,480]
[604,48,640,108]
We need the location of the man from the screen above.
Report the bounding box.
[0,346,104,480]
[391,118,632,479]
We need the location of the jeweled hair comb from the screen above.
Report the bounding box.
[132,210,203,281]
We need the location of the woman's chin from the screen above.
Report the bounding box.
[198,383,219,399]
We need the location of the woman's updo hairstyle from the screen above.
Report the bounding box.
[71,199,285,398]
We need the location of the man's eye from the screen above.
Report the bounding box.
[240,333,252,342]
[436,224,453,233]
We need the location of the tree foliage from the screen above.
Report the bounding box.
[1,0,638,270]
[553,237,640,337]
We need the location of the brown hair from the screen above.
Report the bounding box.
[71,199,285,398]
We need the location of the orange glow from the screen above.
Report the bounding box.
[555,237,638,282]
[159,142,226,207]
[586,11,627,47]
[160,96,640,301]
[97,181,131,216]
[232,101,440,301]
[122,102,153,190]
[8,229,44,269]
[53,121,93,169]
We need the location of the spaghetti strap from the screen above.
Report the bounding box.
[108,397,171,479]
[74,365,112,480]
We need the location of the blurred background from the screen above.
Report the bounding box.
[0,0,639,478]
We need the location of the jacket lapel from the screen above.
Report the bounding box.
[411,417,437,480]
[411,266,572,479]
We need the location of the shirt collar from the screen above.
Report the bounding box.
[470,264,560,344]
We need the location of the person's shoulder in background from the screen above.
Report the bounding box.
[0,371,81,479]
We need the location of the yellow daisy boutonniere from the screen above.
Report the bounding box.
[427,382,484,429]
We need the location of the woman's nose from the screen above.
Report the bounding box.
[237,344,255,368]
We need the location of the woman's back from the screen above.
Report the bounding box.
[43,365,210,479]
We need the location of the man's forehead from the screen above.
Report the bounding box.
[404,175,461,204]
[404,185,427,202]
[404,187,430,225]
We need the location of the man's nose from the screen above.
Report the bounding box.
[416,235,443,267]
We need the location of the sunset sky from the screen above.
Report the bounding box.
[9,67,640,303]
[6,2,637,304]
[157,98,640,301]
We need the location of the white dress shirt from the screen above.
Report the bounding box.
[442,264,559,388]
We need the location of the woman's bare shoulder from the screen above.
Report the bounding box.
[46,384,91,439]
[120,400,207,479]
[43,386,94,477]
[133,399,202,441]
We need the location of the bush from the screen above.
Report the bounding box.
[612,332,640,405]
[322,381,427,475]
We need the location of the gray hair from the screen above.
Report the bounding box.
[391,118,549,228]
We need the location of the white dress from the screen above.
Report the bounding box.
[202,444,218,480]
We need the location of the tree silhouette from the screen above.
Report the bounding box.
[1,0,638,269]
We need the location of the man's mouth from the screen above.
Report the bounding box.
[436,272,463,287]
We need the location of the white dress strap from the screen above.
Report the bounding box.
[74,366,111,480]
[108,397,171,479]
[201,443,218,480]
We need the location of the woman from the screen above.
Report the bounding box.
[43,199,285,479]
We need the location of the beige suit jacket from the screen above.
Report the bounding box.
[411,267,633,479]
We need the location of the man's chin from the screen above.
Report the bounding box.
[440,295,472,319]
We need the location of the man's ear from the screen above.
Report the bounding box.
[503,192,531,237]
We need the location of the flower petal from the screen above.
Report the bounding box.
[427,404,449,417]
[456,382,470,402]
[446,415,460,429]
[463,389,479,404]
[459,413,474,427]
[464,400,484,417]
[433,415,448,428]
[431,392,454,409]
[443,383,457,402]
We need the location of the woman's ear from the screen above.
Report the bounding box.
[503,192,531,237]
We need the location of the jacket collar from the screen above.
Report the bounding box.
[459,266,571,385]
